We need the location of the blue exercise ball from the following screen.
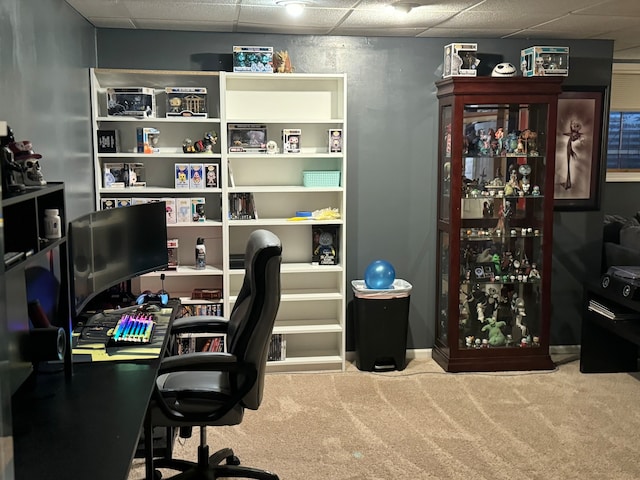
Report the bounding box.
[364,260,396,289]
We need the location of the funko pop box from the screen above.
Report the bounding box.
[106,87,156,117]
[165,87,208,117]
[228,124,267,152]
[233,46,273,73]
[443,43,479,78]
[520,46,569,77]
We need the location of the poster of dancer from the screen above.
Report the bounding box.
[554,87,606,211]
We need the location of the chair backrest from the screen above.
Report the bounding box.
[226,229,282,410]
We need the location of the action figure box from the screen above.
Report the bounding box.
[163,197,176,224]
[282,128,301,153]
[191,197,206,222]
[176,197,191,223]
[167,238,179,270]
[443,43,480,78]
[189,163,205,189]
[101,198,116,210]
[329,129,343,153]
[312,225,339,266]
[125,162,146,187]
[136,127,160,154]
[165,87,208,117]
[232,46,273,73]
[97,129,119,153]
[106,87,156,117]
[175,164,190,189]
[520,46,569,77]
[204,163,220,188]
[228,124,267,153]
[103,162,126,188]
[116,198,131,208]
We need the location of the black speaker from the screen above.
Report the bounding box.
[29,327,66,362]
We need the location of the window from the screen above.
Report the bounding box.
[607,111,640,170]
[606,64,640,181]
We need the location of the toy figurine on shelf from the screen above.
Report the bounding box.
[273,50,293,73]
[9,140,46,186]
[183,138,196,153]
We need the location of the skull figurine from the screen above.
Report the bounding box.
[18,157,46,186]
[7,140,46,186]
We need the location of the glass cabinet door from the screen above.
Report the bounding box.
[459,102,546,350]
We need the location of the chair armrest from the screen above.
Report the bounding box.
[158,352,238,374]
[171,315,229,335]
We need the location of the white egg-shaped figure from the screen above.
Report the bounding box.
[491,62,517,77]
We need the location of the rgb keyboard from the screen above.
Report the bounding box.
[108,312,155,345]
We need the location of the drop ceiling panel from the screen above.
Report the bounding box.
[64,0,640,59]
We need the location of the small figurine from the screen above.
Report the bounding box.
[529,263,541,280]
[481,317,507,346]
[273,50,293,73]
[8,140,46,186]
[182,138,195,153]
[202,131,218,152]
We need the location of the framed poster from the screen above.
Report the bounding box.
[554,87,606,211]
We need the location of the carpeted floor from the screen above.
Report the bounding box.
[129,356,640,480]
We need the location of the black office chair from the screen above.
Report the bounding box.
[144,229,282,480]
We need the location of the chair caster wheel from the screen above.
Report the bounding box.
[226,455,241,466]
[154,470,163,480]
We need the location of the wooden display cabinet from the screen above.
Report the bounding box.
[434,77,562,372]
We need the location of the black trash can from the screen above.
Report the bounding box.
[352,279,412,372]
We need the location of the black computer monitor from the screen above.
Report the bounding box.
[68,202,168,319]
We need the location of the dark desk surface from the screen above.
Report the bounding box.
[12,301,178,480]
[12,362,157,480]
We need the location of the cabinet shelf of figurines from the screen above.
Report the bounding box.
[434,77,562,372]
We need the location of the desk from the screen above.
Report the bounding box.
[581,282,640,373]
[12,301,178,480]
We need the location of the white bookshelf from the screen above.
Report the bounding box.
[90,68,347,372]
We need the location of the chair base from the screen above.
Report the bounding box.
[151,445,280,480]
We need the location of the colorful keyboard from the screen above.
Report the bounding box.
[109,312,155,345]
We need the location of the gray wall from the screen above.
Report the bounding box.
[97,30,614,349]
[0,0,96,222]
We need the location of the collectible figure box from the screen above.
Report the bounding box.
[191,197,206,222]
[137,127,160,154]
[204,163,219,188]
[312,225,339,266]
[520,46,569,77]
[117,198,131,208]
[175,164,190,189]
[167,238,179,270]
[97,129,119,153]
[283,128,301,153]
[103,162,126,188]
[443,43,479,78]
[106,87,156,117]
[163,197,177,224]
[233,46,273,73]
[228,124,267,153]
[101,198,116,210]
[189,164,205,189]
[126,162,146,187]
[176,197,191,223]
[329,129,343,153]
[165,87,208,117]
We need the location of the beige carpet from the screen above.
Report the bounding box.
[129,356,640,480]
